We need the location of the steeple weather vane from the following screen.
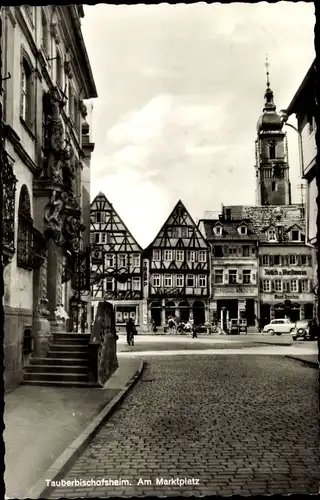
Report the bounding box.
[265,53,270,88]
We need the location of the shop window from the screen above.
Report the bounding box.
[243,270,251,284]
[186,274,195,287]
[198,275,206,287]
[153,274,160,287]
[176,250,184,262]
[153,249,161,261]
[176,274,184,287]
[214,270,223,284]
[17,185,33,268]
[228,270,237,284]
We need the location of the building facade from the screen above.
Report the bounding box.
[2,6,97,391]
[198,213,259,329]
[144,200,210,329]
[255,64,291,206]
[223,205,315,326]
[90,192,143,329]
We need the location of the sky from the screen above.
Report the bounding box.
[81,2,315,248]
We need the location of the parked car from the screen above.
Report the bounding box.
[262,318,295,336]
[291,319,318,341]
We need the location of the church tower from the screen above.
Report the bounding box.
[255,57,291,206]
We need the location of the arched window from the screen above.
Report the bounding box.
[17,185,33,268]
[20,58,32,125]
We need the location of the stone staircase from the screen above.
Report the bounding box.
[23,332,99,387]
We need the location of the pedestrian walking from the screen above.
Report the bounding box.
[126,318,136,346]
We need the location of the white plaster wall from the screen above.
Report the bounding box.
[308,177,317,243]
[301,121,317,172]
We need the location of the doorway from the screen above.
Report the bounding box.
[178,301,190,322]
[193,300,205,325]
[150,301,162,327]
[245,299,255,326]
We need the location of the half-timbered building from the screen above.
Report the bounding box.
[144,200,210,328]
[90,192,143,329]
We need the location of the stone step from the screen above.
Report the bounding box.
[22,380,101,388]
[24,372,90,383]
[29,357,88,366]
[24,364,89,374]
[53,333,91,340]
[51,338,90,346]
[47,350,88,359]
[48,344,89,352]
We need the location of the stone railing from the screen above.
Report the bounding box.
[88,301,118,385]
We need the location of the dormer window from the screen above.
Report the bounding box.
[214,224,222,235]
[268,228,277,242]
[291,230,300,242]
[238,225,247,236]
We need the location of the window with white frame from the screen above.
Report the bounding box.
[105,253,114,268]
[132,278,141,290]
[274,255,281,266]
[289,255,297,266]
[215,269,223,284]
[300,279,309,292]
[164,250,172,261]
[242,246,250,257]
[198,275,206,287]
[176,250,184,262]
[262,255,270,265]
[164,274,172,287]
[229,270,237,284]
[105,277,114,291]
[172,227,180,238]
[214,225,222,235]
[96,212,106,223]
[176,274,184,287]
[239,225,247,235]
[262,280,271,292]
[268,228,277,241]
[153,274,161,287]
[186,274,195,287]
[118,254,127,267]
[153,249,161,261]
[187,250,195,262]
[199,250,207,262]
[274,280,282,292]
[243,270,251,284]
[132,254,140,267]
[228,247,237,256]
[94,233,100,244]
[290,280,298,292]
[20,58,33,126]
[107,233,114,244]
[118,281,127,291]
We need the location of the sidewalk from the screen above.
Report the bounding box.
[4,357,143,499]
[285,354,318,368]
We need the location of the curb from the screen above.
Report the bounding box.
[285,355,318,368]
[26,360,145,499]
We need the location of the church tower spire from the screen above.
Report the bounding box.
[255,55,291,206]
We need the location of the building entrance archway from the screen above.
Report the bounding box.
[165,301,176,322]
[150,301,162,327]
[178,301,190,322]
[193,300,205,325]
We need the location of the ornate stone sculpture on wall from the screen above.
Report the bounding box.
[61,139,76,193]
[44,190,64,245]
[43,88,66,183]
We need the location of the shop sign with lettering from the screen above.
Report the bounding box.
[264,268,307,276]
[143,259,149,298]
[214,287,257,296]
[274,294,300,300]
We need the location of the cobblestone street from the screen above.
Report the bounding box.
[49,354,319,497]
